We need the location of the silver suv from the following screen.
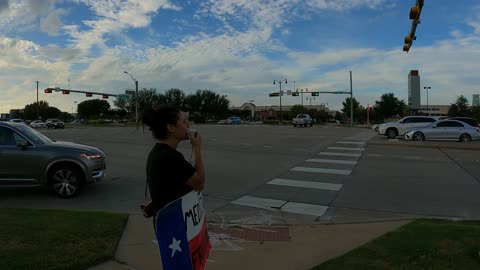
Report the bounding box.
[378,116,438,139]
[0,122,106,198]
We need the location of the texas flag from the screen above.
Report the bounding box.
[155,191,211,270]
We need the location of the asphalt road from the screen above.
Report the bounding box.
[1,124,480,224]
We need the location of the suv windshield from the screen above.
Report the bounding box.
[15,125,53,145]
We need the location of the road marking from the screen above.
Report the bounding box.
[263,145,273,148]
[336,141,365,145]
[318,152,361,158]
[294,148,308,152]
[281,202,328,217]
[328,147,365,151]
[291,167,351,175]
[231,196,286,211]
[306,158,357,165]
[241,143,253,146]
[224,140,232,143]
[267,178,343,191]
[367,154,383,157]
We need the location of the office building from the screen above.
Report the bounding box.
[408,70,420,110]
[473,94,480,106]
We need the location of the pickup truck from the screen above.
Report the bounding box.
[292,114,313,127]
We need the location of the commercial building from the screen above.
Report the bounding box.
[408,70,421,110]
[473,94,480,106]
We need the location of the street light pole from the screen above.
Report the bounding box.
[273,79,287,123]
[124,71,139,126]
[350,71,353,127]
[36,81,39,120]
[424,86,431,116]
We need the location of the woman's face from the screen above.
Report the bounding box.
[172,112,189,140]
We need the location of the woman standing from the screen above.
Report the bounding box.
[142,104,206,215]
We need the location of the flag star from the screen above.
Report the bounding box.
[169,237,182,257]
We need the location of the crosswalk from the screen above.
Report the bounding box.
[230,139,368,218]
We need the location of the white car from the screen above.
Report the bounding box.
[378,116,438,139]
[30,120,47,128]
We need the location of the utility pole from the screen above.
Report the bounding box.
[367,104,370,126]
[36,81,39,120]
[273,79,287,123]
[350,71,353,127]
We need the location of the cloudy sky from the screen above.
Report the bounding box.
[1,0,480,114]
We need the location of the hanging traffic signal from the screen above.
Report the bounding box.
[44,89,52,93]
[62,90,70,94]
[86,93,93,97]
[311,92,319,96]
[102,95,109,99]
[403,0,424,53]
[292,92,299,96]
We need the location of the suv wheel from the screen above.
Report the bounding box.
[386,128,398,139]
[49,165,83,198]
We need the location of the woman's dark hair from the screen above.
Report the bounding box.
[142,104,180,139]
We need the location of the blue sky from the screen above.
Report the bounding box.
[1,0,480,114]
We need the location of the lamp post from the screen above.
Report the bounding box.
[423,86,431,116]
[124,71,139,126]
[273,79,287,123]
[35,81,39,120]
[306,97,315,110]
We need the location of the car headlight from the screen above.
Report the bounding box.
[81,153,102,160]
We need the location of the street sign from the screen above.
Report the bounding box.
[118,94,129,99]
[269,92,279,97]
[125,90,136,95]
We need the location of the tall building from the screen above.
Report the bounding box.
[473,94,480,106]
[408,70,421,110]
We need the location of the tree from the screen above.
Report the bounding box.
[290,105,307,117]
[447,95,471,117]
[78,99,110,120]
[471,105,480,120]
[342,97,360,121]
[22,101,55,120]
[114,88,160,120]
[185,90,230,119]
[164,88,187,111]
[375,93,407,119]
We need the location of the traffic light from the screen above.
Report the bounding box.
[403,0,424,53]
[102,95,109,99]
[311,92,319,96]
[62,90,70,94]
[292,92,299,96]
[269,92,279,97]
[86,93,93,97]
[44,88,52,93]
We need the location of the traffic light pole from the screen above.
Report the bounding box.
[350,70,353,127]
[36,81,39,120]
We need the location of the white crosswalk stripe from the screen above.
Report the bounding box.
[318,152,362,158]
[267,178,343,191]
[306,158,357,165]
[291,167,351,175]
[328,147,365,151]
[336,141,366,145]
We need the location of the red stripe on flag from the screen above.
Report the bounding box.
[188,219,211,270]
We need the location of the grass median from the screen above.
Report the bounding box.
[312,219,480,270]
[0,208,128,270]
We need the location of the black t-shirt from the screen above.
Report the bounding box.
[146,143,196,212]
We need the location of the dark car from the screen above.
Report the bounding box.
[447,117,479,128]
[0,122,106,197]
[46,118,65,129]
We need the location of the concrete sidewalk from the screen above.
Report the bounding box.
[88,214,409,270]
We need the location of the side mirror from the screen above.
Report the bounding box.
[432,124,437,128]
[16,139,29,149]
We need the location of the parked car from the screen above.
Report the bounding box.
[30,120,46,128]
[46,118,65,129]
[404,119,480,142]
[219,116,241,125]
[446,117,479,128]
[292,114,313,127]
[9,119,26,125]
[378,116,438,139]
[0,122,106,197]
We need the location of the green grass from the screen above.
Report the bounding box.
[0,208,128,270]
[312,219,480,270]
